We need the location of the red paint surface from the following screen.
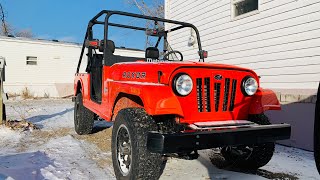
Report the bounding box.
[74,61,280,124]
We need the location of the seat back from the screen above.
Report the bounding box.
[99,40,116,53]
[145,47,159,59]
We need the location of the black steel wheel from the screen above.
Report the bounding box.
[314,82,320,173]
[112,108,166,180]
[74,93,94,135]
[221,114,275,170]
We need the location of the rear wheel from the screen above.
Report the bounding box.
[112,108,166,180]
[74,93,94,135]
[221,114,275,170]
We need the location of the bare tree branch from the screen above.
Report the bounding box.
[0,21,13,36]
[125,0,164,18]
[0,3,10,36]
[15,29,33,38]
[124,0,164,48]
[0,3,33,38]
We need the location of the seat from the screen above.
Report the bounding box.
[101,40,116,53]
[103,40,142,66]
[91,54,103,101]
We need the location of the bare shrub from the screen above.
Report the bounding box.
[44,92,50,98]
[15,29,33,38]
[7,92,18,98]
[21,87,34,99]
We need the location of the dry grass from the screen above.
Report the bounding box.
[7,92,19,98]
[21,87,34,99]
[4,120,39,131]
[16,128,73,152]
[73,127,113,152]
[32,127,72,140]
[72,127,114,167]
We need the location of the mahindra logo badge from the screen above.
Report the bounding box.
[214,74,223,80]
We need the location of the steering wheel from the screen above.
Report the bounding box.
[163,50,184,61]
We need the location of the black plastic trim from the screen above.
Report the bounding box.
[147,123,291,154]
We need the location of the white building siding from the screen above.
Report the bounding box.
[165,0,320,90]
[0,37,144,97]
[0,37,82,97]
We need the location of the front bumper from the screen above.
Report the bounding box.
[147,123,291,153]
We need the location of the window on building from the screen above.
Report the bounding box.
[26,56,37,65]
[232,0,258,19]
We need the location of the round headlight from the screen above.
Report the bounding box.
[242,76,258,96]
[173,74,193,96]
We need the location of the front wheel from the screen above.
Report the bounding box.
[221,114,275,170]
[112,108,166,180]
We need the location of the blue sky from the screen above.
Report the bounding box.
[1,0,158,49]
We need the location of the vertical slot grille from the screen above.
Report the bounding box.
[214,83,221,112]
[196,78,203,112]
[196,76,237,113]
[204,77,211,112]
[229,79,237,111]
[222,78,230,111]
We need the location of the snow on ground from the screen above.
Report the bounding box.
[0,99,318,180]
[264,145,319,179]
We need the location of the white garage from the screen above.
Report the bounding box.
[0,36,144,97]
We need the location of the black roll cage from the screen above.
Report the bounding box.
[76,10,204,73]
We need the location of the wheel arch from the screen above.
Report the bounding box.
[75,80,83,95]
[111,92,144,121]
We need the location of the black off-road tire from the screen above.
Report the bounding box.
[112,108,166,180]
[74,93,94,135]
[221,114,275,170]
[2,103,6,124]
[314,82,320,173]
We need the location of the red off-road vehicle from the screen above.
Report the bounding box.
[73,10,291,179]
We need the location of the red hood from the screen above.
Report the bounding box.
[109,61,259,85]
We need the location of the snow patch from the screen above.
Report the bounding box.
[264,145,319,179]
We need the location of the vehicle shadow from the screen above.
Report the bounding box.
[92,120,113,134]
[26,108,74,123]
[202,150,298,180]
[0,151,55,180]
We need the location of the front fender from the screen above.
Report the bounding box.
[249,88,281,114]
[109,81,184,117]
